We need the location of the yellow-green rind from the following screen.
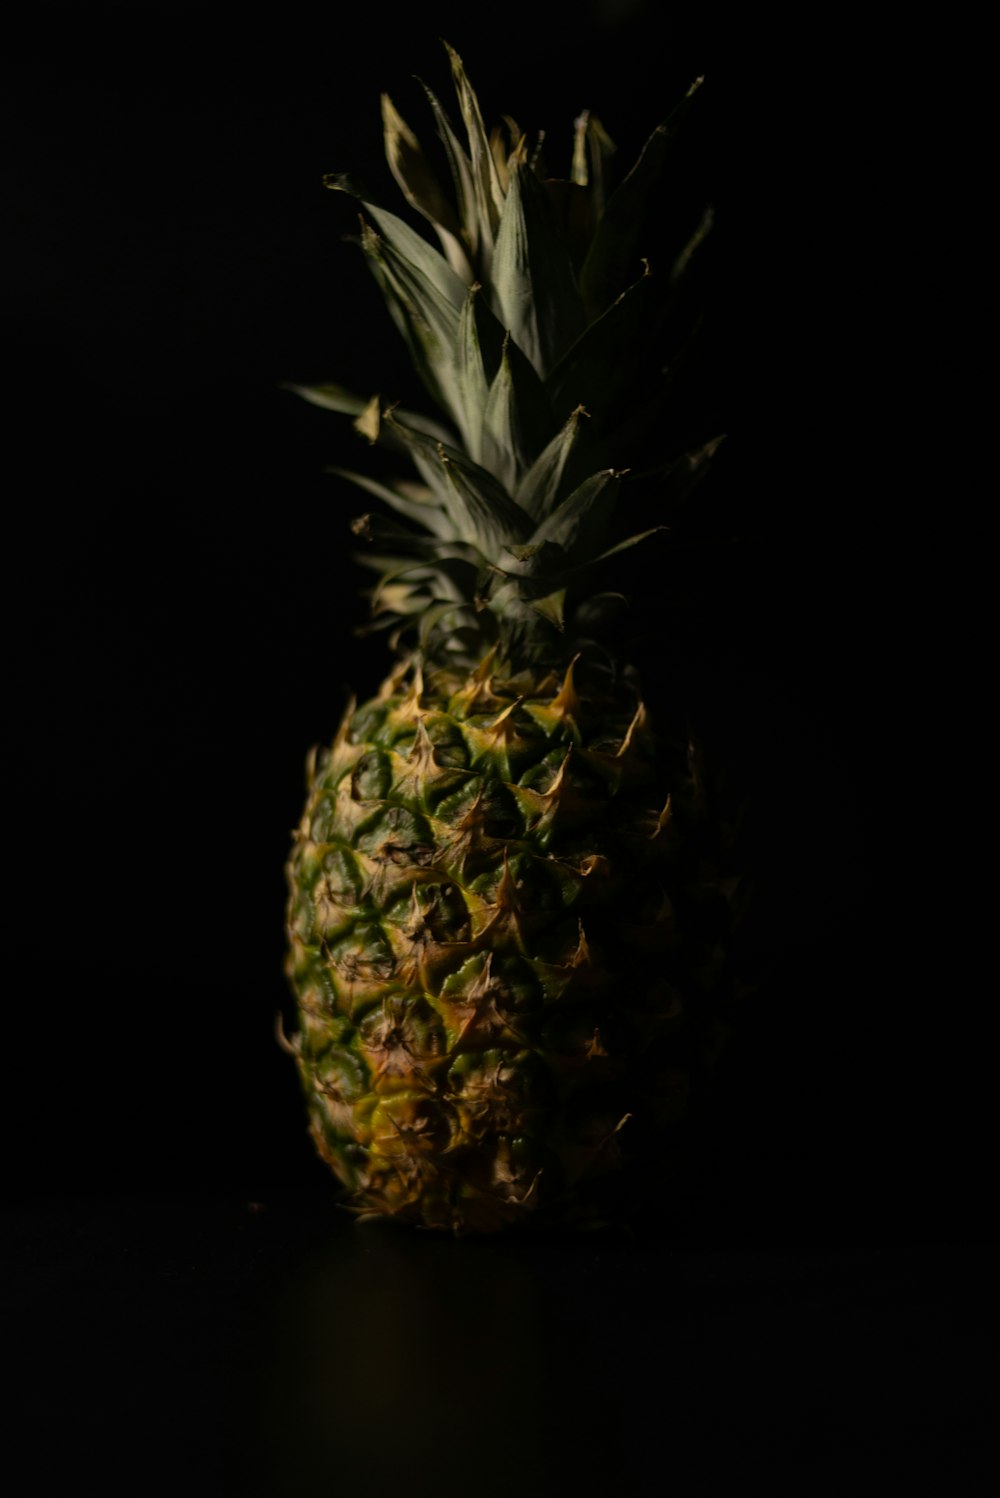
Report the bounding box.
[286,657,732,1232]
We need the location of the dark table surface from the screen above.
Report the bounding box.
[5,1190,993,1496]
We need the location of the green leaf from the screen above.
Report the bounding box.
[332,186,469,424]
[356,225,461,421]
[529,468,622,561]
[282,380,365,417]
[328,176,469,313]
[670,204,713,287]
[381,92,473,281]
[362,555,479,611]
[485,576,566,641]
[513,405,607,522]
[438,446,530,555]
[528,589,566,630]
[348,511,455,555]
[491,155,586,379]
[453,283,500,462]
[328,467,453,538]
[418,598,475,651]
[572,111,617,219]
[382,411,531,554]
[579,525,666,568]
[545,261,653,428]
[417,78,480,267]
[572,591,628,632]
[285,383,455,447]
[444,41,505,273]
[652,434,726,507]
[579,76,703,319]
[481,337,553,496]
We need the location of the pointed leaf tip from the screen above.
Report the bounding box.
[381,89,473,281]
[354,395,381,444]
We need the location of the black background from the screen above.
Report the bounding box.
[4,3,990,1491]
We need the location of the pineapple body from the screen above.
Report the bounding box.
[286,655,728,1232]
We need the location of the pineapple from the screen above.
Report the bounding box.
[283,46,736,1232]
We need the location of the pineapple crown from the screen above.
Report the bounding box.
[292,43,719,668]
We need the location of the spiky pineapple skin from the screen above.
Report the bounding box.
[285,656,731,1232]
